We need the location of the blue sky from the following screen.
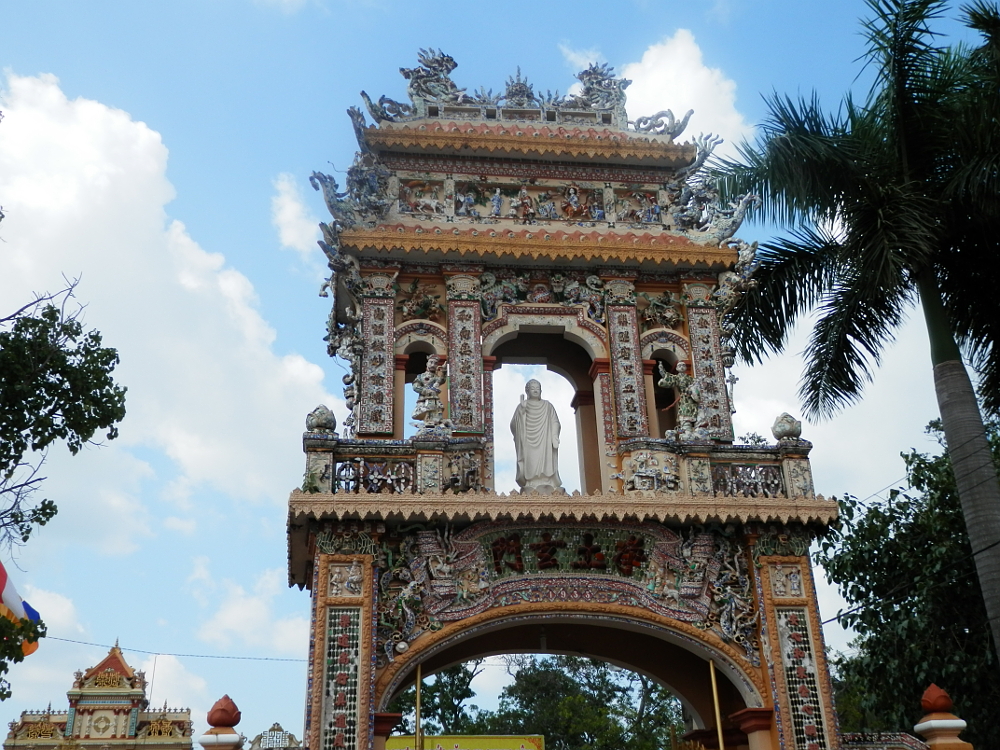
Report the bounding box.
[0,0,979,737]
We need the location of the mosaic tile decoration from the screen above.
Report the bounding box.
[448,300,483,433]
[686,306,734,441]
[607,304,649,438]
[322,607,363,750]
[359,298,395,435]
[776,608,830,750]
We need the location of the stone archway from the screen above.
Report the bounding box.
[376,607,767,729]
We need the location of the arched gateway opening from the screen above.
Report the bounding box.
[378,611,763,730]
[291,50,841,750]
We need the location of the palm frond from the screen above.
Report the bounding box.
[714,93,859,227]
[799,269,915,418]
[728,226,845,364]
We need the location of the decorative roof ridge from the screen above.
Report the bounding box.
[82,643,135,681]
[287,488,838,526]
[363,125,696,163]
[337,223,737,264]
[373,119,681,145]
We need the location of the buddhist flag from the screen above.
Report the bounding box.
[0,559,41,655]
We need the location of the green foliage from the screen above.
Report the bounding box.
[816,422,1000,746]
[0,617,46,701]
[390,657,684,750]
[0,282,126,699]
[389,662,486,735]
[715,0,1000,418]
[1,298,127,474]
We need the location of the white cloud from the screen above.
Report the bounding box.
[0,71,340,536]
[271,172,320,258]
[197,568,308,656]
[557,43,606,71]
[23,585,85,635]
[164,516,197,535]
[137,654,210,718]
[621,29,751,156]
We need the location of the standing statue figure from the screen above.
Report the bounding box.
[412,355,448,432]
[657,361,701,436]
[490,188,503,217]
[510,379,562,493]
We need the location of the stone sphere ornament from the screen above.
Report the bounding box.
[771,412,802,441]
[305,404,337,433]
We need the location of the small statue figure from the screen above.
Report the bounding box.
[412,355,449,431]
[510,379,562,492]
[657,361,701,437]
[561,186,588,219]
[587,191,605,220]
[517,186,535,223]
[490,188,503,217]
[537,192,558,219]
[345,560,363,594]
[787,567,802,597]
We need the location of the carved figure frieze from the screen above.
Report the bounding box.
[770,564,804,599]
[614,450,681,492]
[397,279,444,321]
[639,290,685,329]
[370,521,759,667]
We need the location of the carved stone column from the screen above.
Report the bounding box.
[757,533,838,750]
[392,355,408,440]
[447,300,483,435]
[306,554,375,750]
[683,284,734,441]
[358,288,396,436]
[571,391,601,493]
[605,279,650,439]
[482,355,497,489]
[588,358,616,490]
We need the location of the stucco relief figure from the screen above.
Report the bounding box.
[412,355,448,432]
[510,379,562,493]
[657,360,701,436]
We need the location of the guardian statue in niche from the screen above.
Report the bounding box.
[510,379,562,493]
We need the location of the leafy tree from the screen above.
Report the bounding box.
[389,661,487,735]
[816,422,1000,747]
[390,657,683,750]
[715,0,1000,660]
[0,279,127,697]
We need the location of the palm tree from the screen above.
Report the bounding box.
[715,0,1000,657]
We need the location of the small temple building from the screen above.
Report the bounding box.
[4,645,193,750]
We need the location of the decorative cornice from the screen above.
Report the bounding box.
[287,489,838,526]
[340,224,735,265]
[366,122,697,164]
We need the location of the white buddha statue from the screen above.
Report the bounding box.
[510,379,562,493]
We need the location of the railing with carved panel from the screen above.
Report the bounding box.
[333,458,415,494]
[711,463,785,498]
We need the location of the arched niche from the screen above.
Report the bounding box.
[481,308,608,493]
[375,607,765,731]
[395,320,448,357]
[481,306,608,361]
[641,328,691,437]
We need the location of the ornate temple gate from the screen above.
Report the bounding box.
[290,51,841,750]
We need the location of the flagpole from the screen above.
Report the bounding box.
[414,663,422,750]
[709,660,726,750]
